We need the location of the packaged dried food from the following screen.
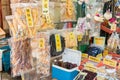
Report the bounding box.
[31,32,50,78]
[6,16,17,37]
[9,37,33,77]
[49,30,65,57]
[74,71,87,80]
[11,3,40,37]
[62,29,77,48]
[60,0,76,22]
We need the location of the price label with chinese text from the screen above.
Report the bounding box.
[55,34,62,52]
[94,37,105,47]
[103,58,117,67]
[26,8,33,27]
[39,38,45,49]
[42,0,49,14]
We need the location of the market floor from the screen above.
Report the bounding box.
[0,72,57,80]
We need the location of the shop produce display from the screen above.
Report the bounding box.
[10,37,32,77]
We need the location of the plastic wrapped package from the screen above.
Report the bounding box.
[36,2,54,31]
[31,32,50,78]
[6,16,17,37]
[49,30,65,57]
[9,37,33,77]
[107,32,119,52]
[60,0,76,22]
[11,3,40,37]
[61,28,77,48]
[10,0,41,3]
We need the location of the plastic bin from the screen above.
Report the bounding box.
[52,65,79,80]
[0,45,10,72]
[52,48,81,80]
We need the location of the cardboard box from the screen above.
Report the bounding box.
[0,28,6,39]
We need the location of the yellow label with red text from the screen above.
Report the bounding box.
[39,38,45,49]
[89,56,101,63]
[103,58,117,67]
[26,8,33,27]
[55,34,62,52]
[82,53,88,58]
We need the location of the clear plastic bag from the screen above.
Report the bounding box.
[6,16,17,37]
[11,3,40,37]
[30,32,50,78]
[60,0,76,22]
[9,37,33,77]
[61,28,78,48]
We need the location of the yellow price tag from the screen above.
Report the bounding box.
[42,0,49,14]
[39,38,45,49]
[55,34,62,52]
[26,8,33,27]
[94,37,105,47]
[77,34,83,41]
[103,58,117,67]
[85,65,97,73]
[89,56,101,63]
[103,50,108,57]
[69,32,75,40]
[82,53,88,58]
[96,53,103,59]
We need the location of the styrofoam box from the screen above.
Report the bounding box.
[52,48,81,80]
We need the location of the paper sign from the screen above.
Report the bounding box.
[103,50,108,57]
[39,38,45,49]
[103,58,117,67]
[82,53,88,58]
[94,37,105,47]
[55,34,62,52]
[96,53,103,59]
[42,0,49,14]
[77,34,83,41]
[85,65,97,73]
[89,56,101,63]
[69,32,75,40]
[26,8,33,27]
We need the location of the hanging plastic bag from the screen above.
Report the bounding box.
[30,32,50,78]
[49,29,65,57]
[11,3,40,37]
[60,0,76,22]
[9,37,33,77]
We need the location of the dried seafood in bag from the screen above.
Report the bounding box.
[31,32,50,78]
[10,37,33,77]
[60,0,76,22]
[11,3,39,37]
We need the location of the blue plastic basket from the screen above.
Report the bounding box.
[52,65,79,80]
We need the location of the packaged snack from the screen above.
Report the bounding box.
[49,30,65,57]
[9,37,33,77]
[74,71,87,80]
[6,16,17,37]
[60,0,76,22]
[11,3,40,37]
[62,28,77,48]
[31,32,50,78]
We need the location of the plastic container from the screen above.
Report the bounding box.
[52,65,79,80]
[0,45,10,72]
[52,48,81,80]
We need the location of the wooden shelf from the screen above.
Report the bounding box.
[101,24,120,34]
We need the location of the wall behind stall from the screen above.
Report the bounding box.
[0,0,11,34]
